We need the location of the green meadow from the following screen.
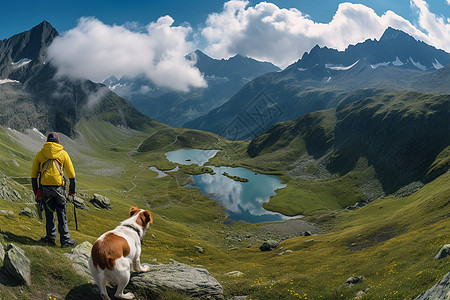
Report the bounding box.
[0,118,448,299]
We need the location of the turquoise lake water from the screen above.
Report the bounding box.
[164,149,297,223]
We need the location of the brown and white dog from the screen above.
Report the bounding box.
[88,207,153,300]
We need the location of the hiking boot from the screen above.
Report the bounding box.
[61,238,77,248]
[41,235,56,246]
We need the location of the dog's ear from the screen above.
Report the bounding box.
[143,210,153,225]
[137,210,153,227]
[129,206,140,217]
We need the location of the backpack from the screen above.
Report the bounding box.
[41,159,66,187]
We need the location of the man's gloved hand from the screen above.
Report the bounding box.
[35,189,43,202]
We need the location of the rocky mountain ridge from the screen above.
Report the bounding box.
[0,21,160,137]
[105,49,280,127]
[185,28,450,140]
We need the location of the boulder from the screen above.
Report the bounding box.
[3,244,31,285]
[344,276,364,287]
[415,272,450,300]
[129,261,223,299]
[195,246,204,253]
[90,194,112,210]
[19,207,35,218]
[224,271,244,277]
[0,210,14,216]
[259,240,279,251]
[64,241,93,280]
[355,288,370,299]
[435,244,450,260]
[70,196,89,210]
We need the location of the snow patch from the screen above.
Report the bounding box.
[12,58,32,68]
[325,60,359,71]
[0,79,20,84]
[32,128,46,140]
[433,59,443,69]
[297,68,308,71]
[371,62,390,69]
[392,57,404,66]
[409,58,427,71]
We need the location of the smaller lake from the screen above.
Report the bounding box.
[165,149,220,166]
[165,149,298,224]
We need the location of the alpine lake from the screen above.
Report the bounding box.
[158,149,299,224]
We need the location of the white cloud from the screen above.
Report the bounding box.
[47,17,206,91]
[201,1,448,68]
[410,0,450,51]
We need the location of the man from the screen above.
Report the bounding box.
[31,132,77,248]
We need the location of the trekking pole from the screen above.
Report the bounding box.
[70,195,79,231]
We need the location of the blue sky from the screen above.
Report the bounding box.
[2,0,450,91]
[2,0,448,40]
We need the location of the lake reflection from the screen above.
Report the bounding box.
[165,149,219,166]
[190,166,293,223]
[165,149,296,223]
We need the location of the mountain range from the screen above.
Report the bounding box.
[103,50,279,127]
[0,21,160,137]
[185,27,450,140]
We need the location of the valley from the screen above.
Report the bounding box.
[0,20,449,300]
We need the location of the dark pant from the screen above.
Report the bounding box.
[42,186,71,243]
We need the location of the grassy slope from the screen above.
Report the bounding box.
[0,119,448,299]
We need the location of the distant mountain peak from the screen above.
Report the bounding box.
[380,27,414,42]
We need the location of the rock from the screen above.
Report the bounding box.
[64,241,93,280]
[344,276,364,287]
[259,240,279,251]
[0,242,4,261]
[304,231,312,236]
[229,297,248,300]
[415,272,450,300]
[90,193,112,210]
[195,246,204,253]
[224,271,244,277]
[129,261,223,299]
[0,210,14,216]
[0,174,22,202]
[3,244,31,285]
[355,288,370,299]
[435,244,450,260]
[19,207,35,218]
[71,196,88,210]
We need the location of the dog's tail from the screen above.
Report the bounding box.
[91,233,130,270]
[91,241,117,270]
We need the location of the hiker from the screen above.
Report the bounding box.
[31,132,77,248]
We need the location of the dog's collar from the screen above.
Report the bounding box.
[122,224,143,244]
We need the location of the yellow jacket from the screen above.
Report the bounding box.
[31,142,75,186]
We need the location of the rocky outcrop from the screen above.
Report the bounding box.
[90,194,112,210]
[72,196,89,210]
[415,272,450,300]
[435,245,450,260]
[19,207,35,218]
[65,242,223,298]
[0,174,22,202]
[0,242,4,261]
[129,261,223,299]
[343,276,364,287]
[64,241,93,280]
[3,244,31,285]
[0,210,14,216]
[259,240,279,251]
